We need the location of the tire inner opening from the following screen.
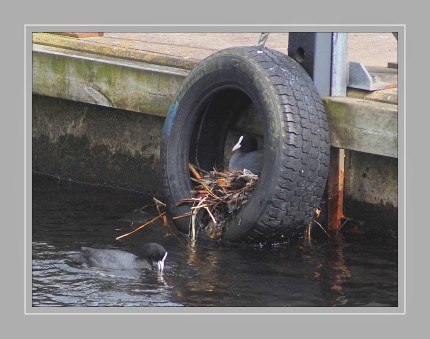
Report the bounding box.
[189,88,264,172]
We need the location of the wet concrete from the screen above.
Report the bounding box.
[344,150,398,235]
[32,94,164,194]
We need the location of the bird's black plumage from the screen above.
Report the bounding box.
[71,242,168,271]
[140,242,168,271]
[228,135,263,175]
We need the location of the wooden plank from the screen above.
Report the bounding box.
[347,88,398,105]
[33,45,399,159]
[53,32,104,38]
[323,96,398,158]
[32,44,189,117]
[32,33,199,70]
[365,88,398,104]
[388,62,398,69]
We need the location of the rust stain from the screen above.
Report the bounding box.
[327,148,345,232]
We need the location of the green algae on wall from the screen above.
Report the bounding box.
[33,44,189,117]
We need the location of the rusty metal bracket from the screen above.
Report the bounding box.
[327,148,345,232]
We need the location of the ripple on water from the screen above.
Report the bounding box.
[31,174,398,308]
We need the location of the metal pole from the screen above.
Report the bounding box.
[328,33,348,232]
[288,32,332,97]
[331,33,349,96]
[288,32,349,97]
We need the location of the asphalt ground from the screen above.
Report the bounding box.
[34,32,398,69]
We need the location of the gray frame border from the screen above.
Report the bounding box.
[25,24,405,316]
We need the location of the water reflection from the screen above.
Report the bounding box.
[32,174,398,308]
[302,236,352,306]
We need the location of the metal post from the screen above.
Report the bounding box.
[288,32,332,97]
[327,33,348,231]
[288,32,349,96]
[331,33,349,96]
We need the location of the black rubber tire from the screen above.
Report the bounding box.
[160,46,330,244]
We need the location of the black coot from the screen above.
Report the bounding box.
[71,242,168,271]
[228,135,263,175]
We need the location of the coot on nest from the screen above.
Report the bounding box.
[228,135,263,175]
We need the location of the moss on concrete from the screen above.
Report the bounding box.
[33,44,188,117]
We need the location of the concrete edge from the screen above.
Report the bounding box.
[32,32,200,70]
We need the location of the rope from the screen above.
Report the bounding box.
[258,32,270,48]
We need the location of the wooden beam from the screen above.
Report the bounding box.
[32,44,189,117]
[323,96,398,158]
[32,45,398,160]
[52,32,104,38]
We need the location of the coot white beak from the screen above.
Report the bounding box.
[157,251,168,271]
[232,135,243,152]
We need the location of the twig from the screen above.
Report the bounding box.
[176,197,202,206]
[307,222,312,241]
[153,197,168,227]
[205,206,217,224]
[191,210,197,241]
[115,212,166,240]
[189,163,202,179]
[153,197,166,207]
[311,219,331,238]
[177,165,259,241]
[335,218,352,238]
[132,202,154,213]
[190,204,210,209]
[172,212,194,220]
[198,180,219,199]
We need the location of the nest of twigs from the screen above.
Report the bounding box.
[175,163,259,240]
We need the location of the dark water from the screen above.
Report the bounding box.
[32,174,398,308]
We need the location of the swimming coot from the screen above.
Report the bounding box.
[71,242,168,271]
[228,135,263,175]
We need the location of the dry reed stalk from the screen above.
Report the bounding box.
[174,164,259,239]
[115,212,166,240]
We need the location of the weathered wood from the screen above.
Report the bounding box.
[53,32,104,38]
[347,88,398,105]
[388,62,398,69]
[32,44,189,117]
[33,45,398,159]
[323,96,398,158]
[32,33,199,70]
[364,88,398,104]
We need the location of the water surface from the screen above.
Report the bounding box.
[32,174,398,308]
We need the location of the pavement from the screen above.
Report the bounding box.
[33,32,397,70]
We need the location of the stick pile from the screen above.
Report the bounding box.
[176,163,259,240]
